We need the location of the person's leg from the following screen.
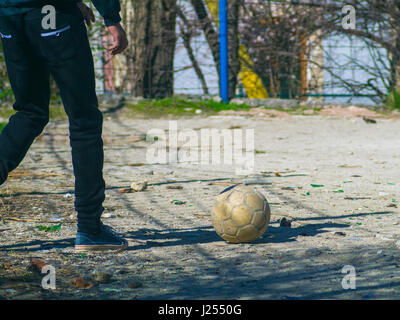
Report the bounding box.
[0,15,50,185]
[25,5,105,235]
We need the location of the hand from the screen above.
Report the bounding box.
[77,3,95,27]
[107,23,128,55]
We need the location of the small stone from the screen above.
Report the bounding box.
[31,153,43,162]
[130,181,148,192]
[117,269,128,274]
[280,217,292,228]
[92,271,112,284]
[166,185,183,190]
[363,117,377,124]
[334,231,346,237]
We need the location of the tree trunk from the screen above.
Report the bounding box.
[181,30,209,95]
[227,0,240,100]
[190,0,220,74]
[176,6,209,95]
[132,0,177,98]
[190,0,240,100]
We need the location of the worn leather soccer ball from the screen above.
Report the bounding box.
[211,185,271,243]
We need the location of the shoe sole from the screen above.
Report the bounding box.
[75,242,128,253]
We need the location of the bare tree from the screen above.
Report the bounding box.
[131,0,177,98]
[176,5,209,95]
[319,0,400,101]
[190,0,240,100]
[240,1,323,99]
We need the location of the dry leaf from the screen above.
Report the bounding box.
[29,258,48,273]
[73,277,94,289]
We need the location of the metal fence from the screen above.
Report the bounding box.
[88,0,390,105]
[0,0,390,105]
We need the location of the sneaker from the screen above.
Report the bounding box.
[75,223,128,252]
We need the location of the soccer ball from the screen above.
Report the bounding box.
[211,184,271,243]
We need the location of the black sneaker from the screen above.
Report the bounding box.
[75,224,128,252]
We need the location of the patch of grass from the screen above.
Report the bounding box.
[386,87,400,110]
[0,105,67,121]
[49,105,67,120]
[0,122,6,133]
[3,271,41,283]
[0,108,15,119]
[123,97,252,118]
[276,104,320,115]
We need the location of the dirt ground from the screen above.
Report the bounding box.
[1,109,400,300]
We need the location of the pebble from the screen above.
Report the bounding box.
[130,181,148,192]
[92,271,112,284]
[167,185,183,190]
[334,231,346,237]
[31,153,43,162]
[280,217,292,228]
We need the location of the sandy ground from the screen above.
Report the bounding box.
[1,110,400,300]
